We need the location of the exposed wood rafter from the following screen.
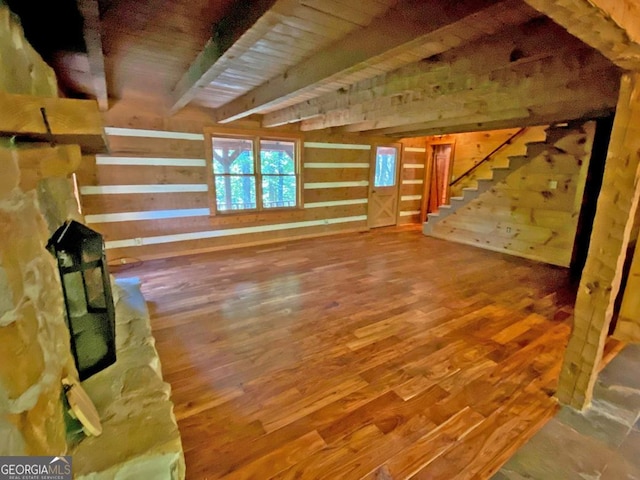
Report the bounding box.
[215,0,538,124]
[522,0,640,71]
[77,0,109,111]
[169,0,283,114]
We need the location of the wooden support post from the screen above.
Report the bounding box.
[557,72,640,410]
[615,237,640,341]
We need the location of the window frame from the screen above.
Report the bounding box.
[204,127,303,216]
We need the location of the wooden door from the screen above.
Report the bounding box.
[421,142,454,222]
[368,144,401,228]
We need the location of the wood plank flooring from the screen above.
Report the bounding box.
[116,226,577,479]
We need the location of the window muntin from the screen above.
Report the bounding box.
[374,146,398,187]
[208,132,300,214]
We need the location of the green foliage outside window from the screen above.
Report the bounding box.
[211,135,298,212]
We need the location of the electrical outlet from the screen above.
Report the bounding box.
[506,226,512,233]
[548,180,558,190]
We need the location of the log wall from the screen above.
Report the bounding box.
[398,138,427,224]
[77,114,395,261]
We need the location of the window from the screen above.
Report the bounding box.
[373,146,398,187]
[207,130,301,214]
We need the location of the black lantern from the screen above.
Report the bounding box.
[47,220,116,380]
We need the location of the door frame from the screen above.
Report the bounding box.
[420,138,456,224]
[368,142,403,228]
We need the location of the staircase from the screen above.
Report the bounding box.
[423,125,567,235]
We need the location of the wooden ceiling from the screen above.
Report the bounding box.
[23,0,640,136]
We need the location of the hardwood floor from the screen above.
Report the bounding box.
[116,226,577,479]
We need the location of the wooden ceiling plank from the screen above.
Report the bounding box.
[216,0,532,122]
[299,0,389,26]
[283,4,366,35]
[262,30,323,52]
[270,22,337,45]
[77,0,109,111]
[522,0,640,70]
[218,0,535,125]
[169,0,291,114]
[249,41,308,60]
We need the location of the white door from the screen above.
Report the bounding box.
[368,145,401,228]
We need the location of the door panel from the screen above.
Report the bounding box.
[422,142,454,222]
[368,145,401,228]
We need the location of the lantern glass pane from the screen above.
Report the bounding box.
[83,267,106,310]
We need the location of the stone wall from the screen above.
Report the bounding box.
[0,4,77,456]
[0,143,77,455]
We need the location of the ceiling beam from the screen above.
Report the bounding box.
[77,0,108,111]
[0,91,107,153]
[522,0,640,71]
[370,103,616,137]
[287,19,619,135]
[336,69,619,133]
[169,0,285,114]
[215,0,538,124]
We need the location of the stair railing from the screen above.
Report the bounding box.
[449,127,528,187]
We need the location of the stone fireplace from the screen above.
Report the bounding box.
[0,141,77,457]
[0,6,184,478]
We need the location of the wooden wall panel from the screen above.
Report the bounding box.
[397,140,427,224]
[448,126,548,197]
[304,148,370,164]
[79,163,208,186]
[303,186,369,203]
[304,168,368,183]
[105,221,368,261]
[107,136,206,158]
[428,121,596,267]
[78,121,378,261]
[92,204,368,242]
[81,192,210,215]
